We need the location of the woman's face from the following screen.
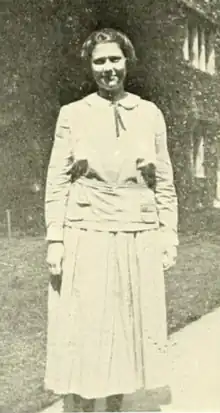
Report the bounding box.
[91,42,127,92]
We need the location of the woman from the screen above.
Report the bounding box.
[45,28,178,412]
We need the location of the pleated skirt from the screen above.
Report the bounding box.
[44,227,170,402]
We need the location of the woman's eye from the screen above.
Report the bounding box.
[110,57,121,63]
[93,56,122,65]
[93,58,105,65]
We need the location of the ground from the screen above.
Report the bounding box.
[1,229,220,413]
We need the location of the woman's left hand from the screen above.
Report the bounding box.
[163,246,177,271]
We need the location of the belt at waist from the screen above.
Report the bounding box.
[65,177,159,225]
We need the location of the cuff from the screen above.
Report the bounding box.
[45,225,64,242]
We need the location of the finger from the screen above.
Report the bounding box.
[163,264,171,271]
[47,259,61,268]
[50,269,61,276]
[49,264,61,276]
[163,260,176,271]
[164,252,176,263]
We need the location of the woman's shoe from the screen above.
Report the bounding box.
[63,394,82,412]
[80,397,95,412]
[105,394,123,412]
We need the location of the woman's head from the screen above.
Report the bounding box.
[81,28,137,94]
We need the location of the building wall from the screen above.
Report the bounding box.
[96,0,220,222]
[1,0,220,230]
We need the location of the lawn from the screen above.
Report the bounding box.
[1,231,220,413]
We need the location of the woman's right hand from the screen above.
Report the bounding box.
[46,242,64,276]
[163,246,177,271]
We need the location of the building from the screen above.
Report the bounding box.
[1,0,220,230]
[94,0,220,220]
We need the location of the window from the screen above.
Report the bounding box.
[193,135,205,178]
[192,125,207,209]
[183,15,216,74]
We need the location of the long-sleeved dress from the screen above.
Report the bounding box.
[44,92,178,403]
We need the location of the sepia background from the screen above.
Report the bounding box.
[1,0,220,412]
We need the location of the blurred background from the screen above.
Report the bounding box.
[1,0,220,235]
[2,2,220,413]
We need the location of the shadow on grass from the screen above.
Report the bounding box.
[1,222,220,412]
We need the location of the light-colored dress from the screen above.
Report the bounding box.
[44,92,178,402]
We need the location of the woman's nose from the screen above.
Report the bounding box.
[103,60,113,72]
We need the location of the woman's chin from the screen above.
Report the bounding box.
[100,84,122,93]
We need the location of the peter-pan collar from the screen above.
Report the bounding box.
[83,92,141,110]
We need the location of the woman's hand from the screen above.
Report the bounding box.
[46,242,64,276]
[163,246,177,271]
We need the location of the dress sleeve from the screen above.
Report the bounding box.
[45,105,74,242]
[154,106,179,247]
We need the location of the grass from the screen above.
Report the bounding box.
[167,232,220,331]
[0,237,57,413]
[1,230,220,413]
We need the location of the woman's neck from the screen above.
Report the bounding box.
[98,87,126,102]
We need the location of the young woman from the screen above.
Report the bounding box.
[45,28,178,412]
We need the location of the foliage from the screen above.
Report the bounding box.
[0,1,96,226]
[114,0,220,215]
[1,0,220,228]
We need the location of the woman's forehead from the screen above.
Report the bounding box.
[92,42,124,59]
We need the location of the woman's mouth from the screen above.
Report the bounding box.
[104,76,118,83]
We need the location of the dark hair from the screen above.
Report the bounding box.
[81,28,137,65]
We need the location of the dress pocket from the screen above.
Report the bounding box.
[139,190,158,223]
[65,182,90,223]
[70,159,89,182]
